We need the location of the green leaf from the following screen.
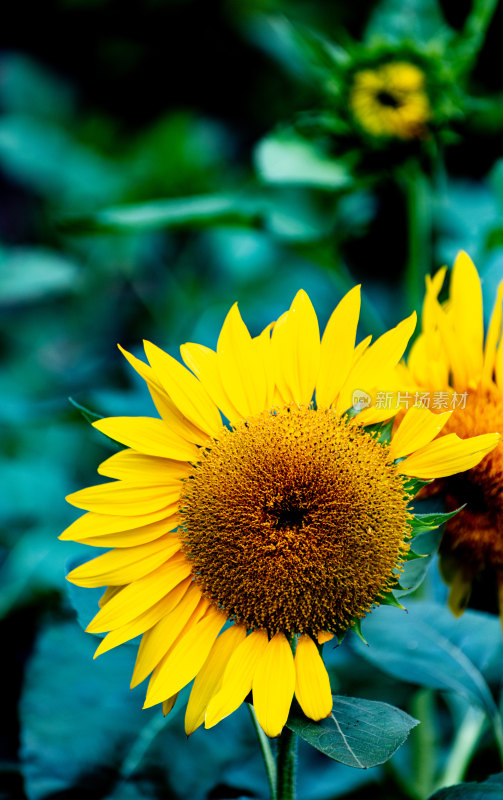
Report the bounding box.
[404,477,432,497]
[365,419,394,445]
[0,247,80,304]
[412,509,462,530]
[61,193,265,233]
[287,696,418,768]
[69,397,103,424]
[429,772,503,798]
[254,131,352,189]
[352,602,503,719]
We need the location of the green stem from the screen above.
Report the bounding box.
[411,689,437,800]
[434,706,486,792]
[402,162,432,316]
[247,704,277,800]
[277,727,297,800]
[455,0,499,74]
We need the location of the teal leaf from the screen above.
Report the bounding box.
[64,555,107,639]
[352,603,503,718]
[429,772,503,798]
[0,247,80,304]
[69,397,103,424]
[287,696,418,768]
[254,130,352,189]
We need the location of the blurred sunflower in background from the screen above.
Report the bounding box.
[349,61,430,141]
[61,288,499,737]
[400,252,503,618]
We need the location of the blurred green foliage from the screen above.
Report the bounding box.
[2,0,503,798]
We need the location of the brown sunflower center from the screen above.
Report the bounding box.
[441,385,503,567]
[180,406,411,637]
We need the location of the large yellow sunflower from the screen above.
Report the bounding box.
[399,252,503,617]
[61,288,499,737]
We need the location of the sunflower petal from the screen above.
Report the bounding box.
[205,630,269,728]
[389,406,452,461]
[65,482,179,516]
[217,303,267,417]
[98,450,191,483]
[131,586,206,688]
[316,285,361,409]
[397,432,501,479]
[272,291,320,405]
[450,251,484,382]
[252,632,295,737]
[59,508,175,541]
[482,280,503,386]
[185,624,247,735]
[180,343,242,424]
[143,605,226,708]
[85,553,192,633]
[93,417,199,461]
[294,635,333,721]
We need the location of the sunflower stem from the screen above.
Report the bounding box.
[433,705,486,792]
[247,703,277,800]
[402,160,432,316]
[454,0,498,75]
[277,726,297,800]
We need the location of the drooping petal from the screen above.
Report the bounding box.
[205,630,269,728]
[389,406,452,461]
[482,280,503,386]
[131,587,206,688]
[397,432,501,479]
[216,303,268,417]
[85,553,192,633]
[66,534,181,588]
[144,340,222,437]
[98,449,191,483]
[143,605,226,708]
[93,577,192,657]
[93,417,199,461]
[252,632,295,738]
[316,285,361,409]
[185,624,247,735]
[65,482,179,516]
[294,635,333,721]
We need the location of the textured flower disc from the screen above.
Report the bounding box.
[181,406,410,637]
[441,385,503,568]
[350,61,430,140]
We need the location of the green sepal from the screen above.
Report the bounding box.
[69,397,103,424]
[379,591,406,610]
[349,618,368,645]
[409,507,464,539]
[403,549,426,561]
[364,419,394,445]
[402,476,432,498]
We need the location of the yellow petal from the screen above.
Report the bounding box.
[180,343,242,425]
[482,280,503,386]
[205,630,269,728]
[336,313,416,415]
[397,432,501,479]
[99,585,122,607]
[131,586,206,687]
[253,323,275,410]
[144,340,222,438]
[252,632,295,738]
[422,267,446,333]
[59,507,174,541]
[434,299,469,391]
[118,345,209,445]
[272,291,320,405]
[184,624,247,735]
[294,635,333,721]
[389,406,452,460]
[93,577,192,657]
[317,631,334,645]
[450,251,484,382]
[65,482,179,516]
[497,339,503,392]
[98,449,191,483]
[80,513,181,548]
[316,286,361,409]
[217,303,268,417]
[93,417,198,461]
[163,694,179,716]
[144,605,226,708]
[66,534,181,588]
[85,553,192,633]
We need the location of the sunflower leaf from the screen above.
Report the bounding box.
[69,397,103,424]
[428,771,503,798]
[287,696,418,768]
[403,477,432,497]
[412,508,463,529]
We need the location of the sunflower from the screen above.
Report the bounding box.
[61,288,499,737]
[400,252,503,617]
[349,61,430,140]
